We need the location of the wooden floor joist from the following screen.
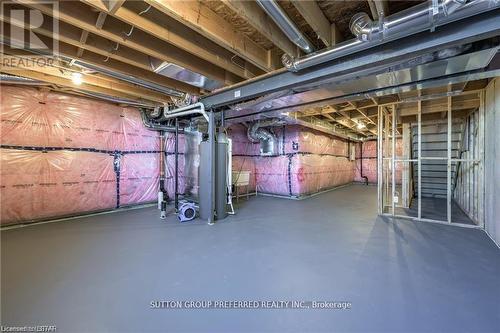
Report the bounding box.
[2,55,171,104]
[0,17,201,95]
[80,0,262,80]
[144,0,274,71]
[1,68,157,106]
[16,0,241,84]
[220,0,298,57]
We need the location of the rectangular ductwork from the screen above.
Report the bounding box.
[150,58,223,92]
[223,46,499,123]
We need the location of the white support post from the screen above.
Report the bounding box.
[417,101,422,220]
[478,91,485,228]
[377,106,383,215]
[447,95,452,224]
[391,105,396,216]
[402,123,411,208]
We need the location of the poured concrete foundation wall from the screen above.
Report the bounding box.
[484,78,500,246]
[0,86,160,226]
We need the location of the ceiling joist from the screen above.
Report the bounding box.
[144,0,274,71]
[220,0,298,57]
[15,0,241,85]
[0,16,200,95]
[80,0,261,80]
[291,0,339,47]
[1,68,157,106]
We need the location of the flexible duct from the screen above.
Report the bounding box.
[256,0,314,54]
[282,0,498,71]
[247,119,285,155]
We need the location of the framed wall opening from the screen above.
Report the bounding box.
[377,90,485,228]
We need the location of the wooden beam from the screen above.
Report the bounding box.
[220,0,297,56]
[348,101,377,135]
[321,106,369,136]
[107,0,126,14]
[80,0,258,80]
[1,68,157,106]
[144,0,273,71]
[367,0,388,20]
[0,15,200,94]
[400,109,472,123]
[399,97,479,116]
[290,0,336,47]
[77,30,89,57]
[16,1,241,84]
[2,54,171,103]
[95,11,107,29]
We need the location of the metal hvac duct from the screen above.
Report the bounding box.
[0,73,50,86]
[256,0,314,53]
[247,119,285,155]
[282,0,499,71]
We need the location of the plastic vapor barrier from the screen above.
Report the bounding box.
[1,85,160,226]
[354,139,403,184]
[163,131,201,200]
[1,149,116,223]
[229,124,357,198]
[354,140,377,183]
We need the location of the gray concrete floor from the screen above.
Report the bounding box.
[394,197,475,225]
[1,184,499,333]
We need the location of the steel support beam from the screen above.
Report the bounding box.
[201,10,500,109]
[208,111,216,225]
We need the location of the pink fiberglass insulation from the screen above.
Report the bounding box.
[163,132,200,200]
[228,124,350,157]
[232,156,257,192]
[254,156,291,196]
[276,125,349,156]
[119,154,159,206]
[255,155,355,196]
[354,140,404,183]
[1,86,161,225]
[228,124,355,197]
[164,132,187,153]
[0,149,116,225]
[0,85,160,151]
[164,154,187,199]
[228,125,260,156]
[292,155,355,195]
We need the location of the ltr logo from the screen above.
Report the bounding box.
[1,1,59,55]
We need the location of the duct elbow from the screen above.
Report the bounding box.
[442,0,468,15]
[349,12,377,41]
[247,120,284,156]
[281,53,298,71]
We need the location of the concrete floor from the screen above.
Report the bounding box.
[1,184,499,332]
[394,197,475,225]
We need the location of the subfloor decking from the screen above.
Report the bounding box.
[1,185,499,332]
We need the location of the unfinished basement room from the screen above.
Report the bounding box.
[1,0,500,332]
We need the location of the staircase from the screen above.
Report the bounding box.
[412,120,464,198]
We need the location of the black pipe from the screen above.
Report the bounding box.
[360,141,369,185]
[175,118,179,212]
[159,131,168,219]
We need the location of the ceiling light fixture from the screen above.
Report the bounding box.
[357,122,366,129]
[71,72,83,85]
